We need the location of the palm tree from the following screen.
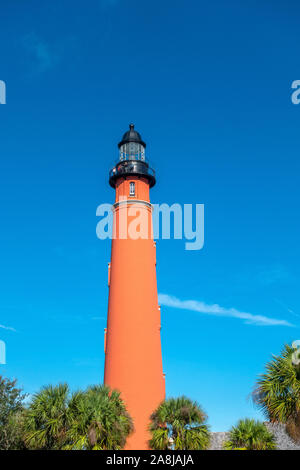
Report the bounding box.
[65,385,133,450]
[223,418,276,450]
[149,396,210,450]
[24,383,133,450]
[253,344,300,442]
[24,383,70,449]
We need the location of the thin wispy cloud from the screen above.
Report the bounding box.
[0,324,16,332]
[274,298,300,319]
[158,294,293,327]
[22,32,59,74]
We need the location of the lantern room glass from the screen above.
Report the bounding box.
[120,143,145,162]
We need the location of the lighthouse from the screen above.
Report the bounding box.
[104,124,165,450]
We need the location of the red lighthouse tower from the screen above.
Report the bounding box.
[104,124,165,450]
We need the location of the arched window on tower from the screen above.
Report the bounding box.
[129,182,135,196]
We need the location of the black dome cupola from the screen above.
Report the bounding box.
[109,124,156,188]
[118,124,146,162]
[118,123,146,149]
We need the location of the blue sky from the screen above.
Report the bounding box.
[0,0,300,431]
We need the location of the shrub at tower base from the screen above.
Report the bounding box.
[149,396,210,450]
[253,344,300,443]
[223,419,276,450]
[24,384,133,450]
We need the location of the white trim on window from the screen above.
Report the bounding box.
[129,181,135,196]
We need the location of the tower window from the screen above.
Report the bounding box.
[129,182,135,196]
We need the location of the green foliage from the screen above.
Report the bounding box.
[253,344,300,441]
[149,396,210,450]
[0,376,27,449]
[65,385,133,450]
[24,383,133,450]
[223,418,276,450]
[24,383,71,449]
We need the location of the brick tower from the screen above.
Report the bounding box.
[104,124,165,450]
